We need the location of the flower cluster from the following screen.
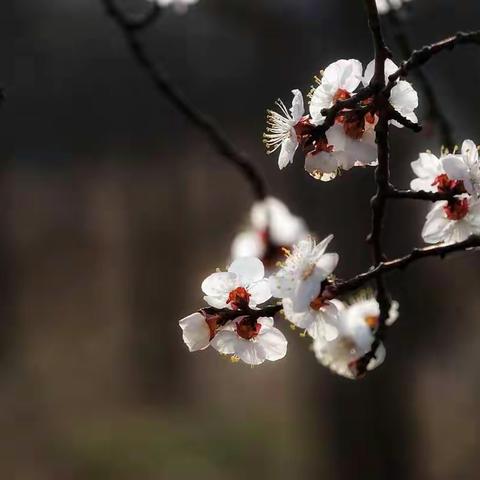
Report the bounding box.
[411,140,480,244]
[180,257,287,365]
[264,58,417,181]
[180,237,399,378]
[231,197,308,268]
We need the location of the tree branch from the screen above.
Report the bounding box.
[385,8,455,149]
[388,30,480,85]
[387,188,455,202]
[330,235,480,297]
[101,0,268,200]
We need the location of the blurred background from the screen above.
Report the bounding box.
[2,0,480,478]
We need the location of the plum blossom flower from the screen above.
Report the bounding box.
[151,0,198,14]
[231,197,308,265]
[201,257,271,310]
[310,59,363,125]
[422,195,480,244]
[282,297,339,341]
[376,0,412,15]
[179,309,220,352]
[363,58,418,126]
[210,316,287,365]
[410,151,446,192]
[263,89,309,169]
[269,235,339,313]
[313,297,399,379]
[442,140,480,197]
[306,59,377,181]
[304,121,377,181]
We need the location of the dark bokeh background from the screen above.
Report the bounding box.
[2,0,480,478]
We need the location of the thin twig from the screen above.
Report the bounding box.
[385,8,455,149]
[101,0,268,200]
[388,30,480,84]
[387,188,454,202]
[329,235,480,297]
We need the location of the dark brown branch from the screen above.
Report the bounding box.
[203,304,283,326]
[387,188,455,202]
[388,30,480,85]
[363,0,393,375]
[385,8,455,149]
[101,0,268,200]
[329,235,480,297]
[309,87,375,142]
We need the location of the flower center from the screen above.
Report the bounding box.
[236,318,261,340]
[444,197,469,220]
[364,315,379,329]
[333,89,351,103]
[310,297,327,311]
[432,174,466,194]
[227,287,251,310]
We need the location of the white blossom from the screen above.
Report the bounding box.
[306,59,378,180]
[376,0,412,15]
[422,195,480,244]
[231,197,308,263]
[363,58,418,127]
[264,89,306,169]
[313,298,398,379]
[201,257,271,310]
[210,316,287,365]
[304,121,377,181]
[282,297,339,341]
[151,0,198,14]
[442,140,480,197]
[310,59,363,125]
[410,151,446,192]
[179,311,214,352]
[269,235,339,313]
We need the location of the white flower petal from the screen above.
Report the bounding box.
[203,295,229,309]
[422,202,452,244]
[231,230,265,260]
[248,278,272,306]
[278,133,298,170]
[228,257,264,285]
[257,316,274,328]
[462,139,479,167]
[312,234,334,259]
[442,155,469,183]
[258,325,288,361]
[304,151,342,181]
[315,252,339,277]
[291,275,322,313]
[201,271,237,297]
[411,152,442,178]
[236,339,267,365]
[290,89,305,123]
[210,329,238,355]
[309,85,333,125]
[390,80,418,116]
[269,270,295,299]
[323,59,363,93]
[179,312,211,352]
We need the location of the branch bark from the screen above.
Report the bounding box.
[101,0,268,200]
[385,8,455,149]
[388,30,480,84]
